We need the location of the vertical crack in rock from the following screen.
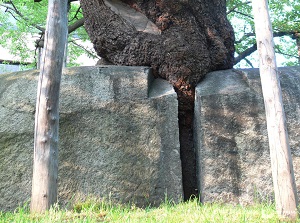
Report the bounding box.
[80,0,235,202]
[175,86,198,200]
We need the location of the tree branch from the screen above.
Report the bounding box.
[245,31,299,38]
[234,30,300,65]
[69,40,99,60]
[235,34,255,44]
[68,17,84,34]
[234,43,257,65]
[0,2,45,32]
[69,5,82,22]
[231,10,254,20]
[2,5,22,23]
[275,46,299,60]
[35,18,85,47]
[227,1,251,15]
[244,57,254,68]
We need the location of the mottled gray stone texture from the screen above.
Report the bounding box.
[3,65,300,211]
[0,66,182,211]
[195,67,300,205]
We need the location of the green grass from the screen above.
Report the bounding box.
[0,199,288,223]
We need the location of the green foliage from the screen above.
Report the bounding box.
[0,0,98,67]
[227,0,300,67]
[0,0,47,63]
[0,199,282,223]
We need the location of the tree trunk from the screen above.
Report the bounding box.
[31,0,68,213]
[252,0,298,221]
[37,47,42,69]
[80,0,235,200]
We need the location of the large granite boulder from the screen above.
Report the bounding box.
[0,66,182,211]
[3,65,300,211]
[195,67,300,205]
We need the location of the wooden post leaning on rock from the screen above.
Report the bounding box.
[31,0,68,213]
[252,0,299,221]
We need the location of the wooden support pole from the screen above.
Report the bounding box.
[31,0,68,213]
[252,0,298,221]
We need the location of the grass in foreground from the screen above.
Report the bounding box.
[0,199,288,223]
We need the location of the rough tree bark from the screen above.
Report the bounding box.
[80,0,235,200]
[31,0,68,213]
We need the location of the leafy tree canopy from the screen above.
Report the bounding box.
[227,0,300,67]
[0,0,98,67]
[0,0,299,68]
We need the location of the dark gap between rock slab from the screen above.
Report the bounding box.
[175,87,199,201]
